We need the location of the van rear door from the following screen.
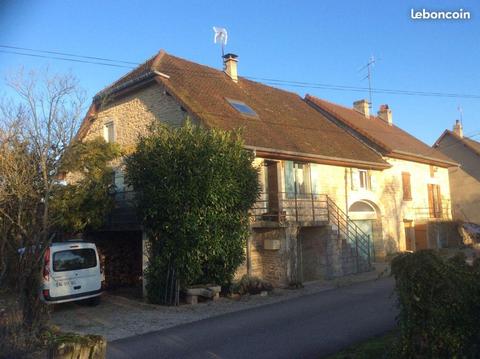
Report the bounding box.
[49,244,101,299]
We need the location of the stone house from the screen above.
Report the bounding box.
[434,121,480,224]
[305,96,457,252]
[75,50,456,289]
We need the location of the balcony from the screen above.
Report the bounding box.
[250,192,329,227]
[413,199,452,220]
[106,190,333,229]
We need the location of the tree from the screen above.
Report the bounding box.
[125,122,260,304]
[0,67,85,351]
[51,137,121,233]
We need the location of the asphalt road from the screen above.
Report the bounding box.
[108,277,397,359]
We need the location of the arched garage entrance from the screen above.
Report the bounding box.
[348,201,381,260]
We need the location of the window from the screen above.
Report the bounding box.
[429,165,437,178]
[359,170,370,190]
[352,169,371,190]
[402,172,412,200]
[284,161,310,198]
[104,121,115,143]
[53,249,97,272]
[226,99,258,117]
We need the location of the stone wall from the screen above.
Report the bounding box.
[85,84,188,147]
[248,227,289,286]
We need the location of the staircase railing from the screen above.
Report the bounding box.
[326,196,373,270]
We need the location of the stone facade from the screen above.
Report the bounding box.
[80,81,454,289]
[84,84,188,148]
[235,224,367,287]
[256,157,451,258]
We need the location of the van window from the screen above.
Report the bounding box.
[53,249,97,272]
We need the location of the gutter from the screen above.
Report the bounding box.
[93,70,170,102]
[245,145,391,170]
[389,150,458,168]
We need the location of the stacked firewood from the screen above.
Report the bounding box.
[94,236,142,289]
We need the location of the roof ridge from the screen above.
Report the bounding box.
[95,50,164,98]
[305,94,393,151]
[305,94,455,166]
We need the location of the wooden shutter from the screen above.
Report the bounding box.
[402,172,412,200]
[428,184,435,218]
[435,185,442,218]
[427,184,442,218]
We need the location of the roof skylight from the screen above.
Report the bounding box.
[226,99,258,117]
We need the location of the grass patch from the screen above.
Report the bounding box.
[325,331,397,359]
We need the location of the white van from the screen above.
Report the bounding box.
[41,241,104,305]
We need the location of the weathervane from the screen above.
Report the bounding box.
[213,26,228,58]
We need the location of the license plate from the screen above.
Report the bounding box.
[55,280,77,288]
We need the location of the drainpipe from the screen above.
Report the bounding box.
[246,233,251,276]
[344,168,349,216]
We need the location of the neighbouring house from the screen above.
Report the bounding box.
[434,121,480,224]
[73,50,456,291]
[305,96,457,252]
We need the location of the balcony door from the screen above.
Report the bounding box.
[265,161,279,213]
[427,184,442,218]
[284,161,311,199]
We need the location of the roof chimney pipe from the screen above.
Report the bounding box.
[223,53,238,83]
[353,99,370,117]
[453,119,463,138]
[377,104,393,126]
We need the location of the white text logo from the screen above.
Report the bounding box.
[411,8,471,20]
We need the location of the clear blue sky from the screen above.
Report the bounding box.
[1,0,479,145]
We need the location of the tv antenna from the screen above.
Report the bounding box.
[457,105,464,124]
[359,55,376,110]
[213,26,228,58]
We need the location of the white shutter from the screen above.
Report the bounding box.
[370,171,377,191]
[351,169,360,190]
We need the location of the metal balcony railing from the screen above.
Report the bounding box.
[413,199,452,220]
[107,190,373,269]
[250,192,329,223]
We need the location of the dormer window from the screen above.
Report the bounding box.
[226,98,257,117]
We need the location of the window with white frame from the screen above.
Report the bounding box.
[351,169,374,191]
[104,121,115,143]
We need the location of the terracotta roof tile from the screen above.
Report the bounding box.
[152,53,387,167]
[305,95,455,167]
[85,51,389,168]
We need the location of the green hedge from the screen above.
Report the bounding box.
[391,250,480,358]
[126,122,260,304]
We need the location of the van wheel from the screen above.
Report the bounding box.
[85,296,101,306]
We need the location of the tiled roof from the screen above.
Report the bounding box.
[305,95,456,167]
[80,51,391,168]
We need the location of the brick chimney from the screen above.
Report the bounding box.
[223,53,238,83]
[353,99,370,117]
[453,119,463,138]
[377,104,393,126]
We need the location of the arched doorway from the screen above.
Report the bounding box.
[348,201,379,259]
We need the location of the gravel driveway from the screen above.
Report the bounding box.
[51,264,389,341]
